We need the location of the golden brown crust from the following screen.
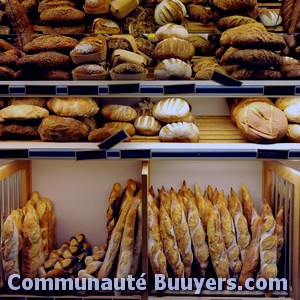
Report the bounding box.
[101,104,137,122]
[187,4,213,24]
[280,63,300,79]
[216,15,257,31]
[92,18,121,35]
[40,6,85,24]
[38,0,76,13]
[186,36,213,55]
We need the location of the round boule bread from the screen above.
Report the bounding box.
[284,102,300,123]
[47,97,99,117]
[275,97,300,110]
[152,98,190,123]
[8,98,47,108]
[286,124,300,142]
[159,122,200,142]
[155,23,189,41]
[101,105,137,122]
[38,115,89,142]
[0,105,49,120]
[154,0,187,25]
[103,122,135,136]
[134,116,161,136]
[235,102,288,143]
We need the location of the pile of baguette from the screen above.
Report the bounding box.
[148,181,284,294]
[1,191,56,281]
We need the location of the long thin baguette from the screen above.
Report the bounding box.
[170,191,193,278]
[149,186,159,208]
[119,179,136,213]
[159,205,184,278]
[159,190,172,216]
[184,197,209,277]
[116,197,140,278]
[148,205,168,278]
[276,206,284,262]
[45,198,56,252]
[148,192,159,219]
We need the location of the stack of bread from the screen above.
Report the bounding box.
[153,24,194,80]
[0,98,49,140]
[219,23,286,80]
[88,104,137,142]
[228,98,288,143]
[275,97,300,142]
[148,181,284,295]
[152,98,200,143]
[39,97,99,142]
[38,233,93,279]
[1,191,56,281]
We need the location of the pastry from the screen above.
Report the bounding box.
[187,4,213,24]
[38,116,89,142]
[155,23,189,41]
[154,0,187,25]
[216,15,257,31]
[186,36,213,56]
[0,105,49,120]
[40,6,85,25]
[159,122,200,143]
[154,58,192,80]
[134,116,161,136]
[47,98,99,118]
[122,6,148,31]
[23,35,78,54]
[235,102,288,143]
[153,98,190,123]
[92,18,121,35]
[101,105,137,122]
[286,124,300,142]
[155,37,195,61]
[103,122,136,136]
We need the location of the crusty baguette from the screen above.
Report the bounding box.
[217,201,242,278]
[207,207,230,279]
[228,188,251,262]
[183,197,209,277]
[160,205,184,278]
[116,196,140,278]
[206,185,214,203]
[241,184,260,236]
[106,182,121,244]
[129,202,142,276]
[159,189,172,216]
[44,197,56,252]
[276,206,284,262]
[238,216,262,286]
[149,186,159,209]
[148,192,159,219]
[148,205,168,278]
[119,179,137,214]
[98,195,139,280]
[170,191,193,278]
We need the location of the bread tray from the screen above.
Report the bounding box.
[110,69,148,80]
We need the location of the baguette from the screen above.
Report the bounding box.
[148,192,159,220]
[119,179,137,213]
[183,197,209,277]
[159,189,172,216]
[86,261,103,275]
[159,205,184,278]
[45,198,56,251]
[116,196,140,278]
[171,191,193,278]
[276,206,284,262]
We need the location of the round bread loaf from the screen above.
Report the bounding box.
[38,116,89,142]
[275,97,300,110]
[284,103,300,123]
[134,116,161,136]
[235,102,288,143]
[154,0,187,25]
[159,122,200,142]
[259,11,282,27]
[152,98,190,123]
[8,98,47,108]
[101,105,137,122]
[0,105,49,120]
[286,124,300,142]
[103,122,135,136]
[47,97,99,117]
[155,23,189,41]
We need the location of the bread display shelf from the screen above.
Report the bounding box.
[0,81,299,97]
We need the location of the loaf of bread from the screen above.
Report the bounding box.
[84,0,109,14]
[259,10,282,27]
[235,102,288,143]
[0,122,40,140]
[38,0,76,13]
[193,57,227,80]
[284,103,300,123]
[187,4,213,24]
[216,15,257,31]
[275,97,300,111]
[111,49,147,67]
[212,0,256,11]
[0,105,49,120]
[40,6,85,24]
[159,122,200,143]
[88,127,121,142]
[154,58,192,80]
[286,124,300,142]
[281,0,293,31]
[103,122,135,136]
[47,98,99,118]
[122,6,148,31]
[154,0,187,25]
[153,98,190,123]
[1,209,23,281]
[8,98,47,108]
[92,18,121,34]
[72,64,108,80]
[156,23,188,41]
[231,69,282,80]
[134,116,161,136]
[38,116,89,142]
[101,105,137,122]
[0,66,15,79]
[228,188,250,262]
[186,36,213,56]
[155,37,195,61]
[110,62,148,79]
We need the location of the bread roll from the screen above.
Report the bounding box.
[235,102,288,143]
[286,124,300,142]
[0,105,49,120]
[47,98,99,117]
[154,0,187,25]
[134,116,161,136]
[39,116,89,142]
[284,103,300,123]
[155,37,195,61]
[153,98,190,123]
[101,105,137,122]
[154,58,192,80]
[155,23,189,41]
[103,122,135,136]
[275,97,300,111]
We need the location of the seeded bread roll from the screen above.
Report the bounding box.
[134,116,161,136]
[159,122,200,143]
[154,0,187,25]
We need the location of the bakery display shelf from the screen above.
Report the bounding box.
[1,80,300,97]
[0,117,299,159]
